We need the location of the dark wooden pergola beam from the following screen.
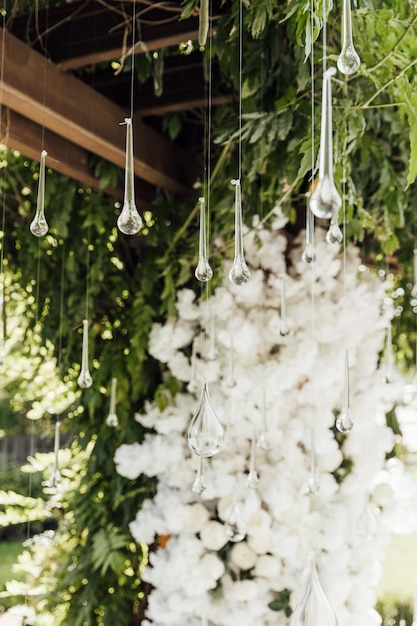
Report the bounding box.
[0,108,156,212]
[8,0,219,71]
[0,28,200,196]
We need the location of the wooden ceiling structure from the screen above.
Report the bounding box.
[0,0,231,209]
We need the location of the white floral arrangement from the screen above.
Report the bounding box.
[115,220,417,626]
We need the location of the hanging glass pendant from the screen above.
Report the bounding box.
[117,118,143,235]
[30,150,49,237]
[357,503,377,541]
[187,380,224,457]
[246,431,260,489]
[384,323,394,384]
[309,69,342,220]
[302,203,316,264]
[337,0,361,75]
[326,214,343,245]
[225,502,246,542]
[290,552,339,626]
[77,319,93,389]
[257,388,271,450]
[195,196,213,282]
[198,0,209,46]
[279,274,290,336]
[46,417,62,490]
[106,377,119,427]
[306,423,320,495]
[229,179,250,285]
[192,456,206,495]
[336,348,354,433]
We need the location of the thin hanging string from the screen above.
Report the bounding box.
[58,243,66,375]
[237,0,243,181]
[322,0,327,75]
[206,0,213,257]
[130,0,137,120]
[0,3,6,359]
[311,0,315,182]
[84,222,91,321]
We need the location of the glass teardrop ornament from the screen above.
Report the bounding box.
[229,179,250,285]
[106,377,119,427]
[192,456,206,495]
[30,150,49,237]
[336,349,353,433]
[117,118,143,235]
[357,503,378,541]
[46,418,63,491]
[290,552,339,626]
[195,197,213,282]
[225,502,246,542]
[302,243,316,264]
[302,203,316,263]
[337,0,361,75]
[326,220,343,245]
[187,381,224,457]
[246,432,260,490]
[77,319,93,389]
[310,70,342,220]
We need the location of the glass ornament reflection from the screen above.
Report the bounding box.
[187,381,224,457]
[309,69,342,220]
[30,150,49,237]
[326,215,343,245]
[229,179,250,286]
[336,348,353,433]
[106,377,119,427]
[192,456,206,495]
[337,0,361,75]
[225,502,246,542]
[77,319,93,389]
[195,197,213,282]
[290,552,339,626]
[117,118,143,235]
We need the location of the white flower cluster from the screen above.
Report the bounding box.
[115,224,412,626]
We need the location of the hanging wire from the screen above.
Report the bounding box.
[238,0,243,182]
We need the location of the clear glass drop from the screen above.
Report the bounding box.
[310,69,342,220]
[412,248,417,298]
[195,196,213,282]
[290,552,339,626]
[246,431,260,490]
[187,341,200,393]
[192,456,206,495]
[30,150,49,237]
[357,503,378,541]
[187,380,224,457]
[337,0,361,76]
[46,418,62,490]
[117,118,143,235]
[106,377,119,427]
[326,215,343,245]
[383,322,394,384]
[302,204,316,264]
[226,335,237,388]
[77,319,93,389]
[225,502,246,542]
[257,388,271,450]
[336,348,354,433]
[305,419,320,495]
[229,179,250,285]
[279,274,290,336]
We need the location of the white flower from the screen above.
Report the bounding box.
[229,542,258,570]
[113,443,142,480]
[199,520,228,551]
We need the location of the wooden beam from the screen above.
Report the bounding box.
[0,28,199,195]
[0,108,156,212]
[8,0,219,71]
